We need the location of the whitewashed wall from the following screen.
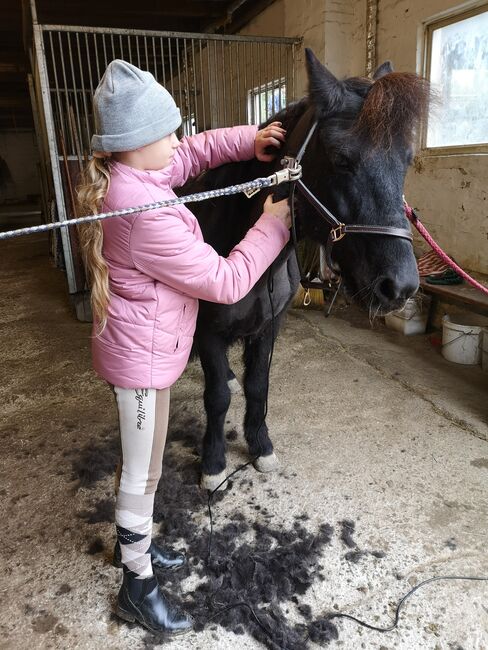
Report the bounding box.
[240,0,366,95]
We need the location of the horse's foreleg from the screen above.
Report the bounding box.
[243,322,280,473]
[227,367,241,394]
[198,332,231,491]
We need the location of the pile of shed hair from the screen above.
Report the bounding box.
[151,417,338,649]
[72,414,385,648]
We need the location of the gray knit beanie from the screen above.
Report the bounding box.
[91,59,182,152]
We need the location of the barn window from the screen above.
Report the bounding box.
[247,78,287,125]
[424,5,488,151]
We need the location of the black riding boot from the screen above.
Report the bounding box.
[116,568,194,636]
[113,539,186,570]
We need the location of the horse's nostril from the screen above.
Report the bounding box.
[375,276,418,303]
[376,277,399,302]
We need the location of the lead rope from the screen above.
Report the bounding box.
[404,200,488,297]
[0,168,301,242]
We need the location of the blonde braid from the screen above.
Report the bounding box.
[76,157,111,334]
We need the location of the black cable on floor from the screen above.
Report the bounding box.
[205,601,277,640]
[204,575,488,648]
[327,574,488,632]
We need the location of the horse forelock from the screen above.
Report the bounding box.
[351,72,431,149]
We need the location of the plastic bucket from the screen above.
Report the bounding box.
[482,329,488,373]
[442,314,488,365]
[384,296,431,335]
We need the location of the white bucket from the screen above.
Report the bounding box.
[384,296,431,335]
[442,314,488,365]
[482,329,488,373]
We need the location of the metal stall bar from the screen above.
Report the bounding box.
[236,41,241,124]
[278,43,282,111]
[221,40,227,126]
[76,32,91,155]
[228,41,234,126]
[191,39,199,132]
[27,73,50,230]
[66,31,83,167]
[213,40,220,127]
[183,39,191,134]
[264,42,269,122]
[205,37,213,128]
[47,32,65,150]
[198,40,206,130]
[32,21,77,294]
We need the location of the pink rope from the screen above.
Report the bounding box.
[404,202,488,297]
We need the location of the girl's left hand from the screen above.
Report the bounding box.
[255,122,286,162]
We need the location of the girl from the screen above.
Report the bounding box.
[76,59,290,637]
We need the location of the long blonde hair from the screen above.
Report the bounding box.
[76,156,111,334]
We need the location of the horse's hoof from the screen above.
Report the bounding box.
[200,470,228,492]
[227,377,242,394]
[253,452,280,473]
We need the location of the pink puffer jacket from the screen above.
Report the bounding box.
[92,125,290,389]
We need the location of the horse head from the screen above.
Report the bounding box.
[287,49,431,315]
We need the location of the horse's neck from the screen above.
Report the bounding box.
[195,100,311,252]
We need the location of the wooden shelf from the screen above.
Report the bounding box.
[420,277,488,314]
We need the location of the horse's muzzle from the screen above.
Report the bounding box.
[373,273,419,309]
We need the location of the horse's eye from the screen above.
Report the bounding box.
[333,153,354,171]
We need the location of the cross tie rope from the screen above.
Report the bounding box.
[0,165,301,242]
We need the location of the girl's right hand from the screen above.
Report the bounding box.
[263,194,291,230]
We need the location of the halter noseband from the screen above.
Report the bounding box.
[286,112,413,283]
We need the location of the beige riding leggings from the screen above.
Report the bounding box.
[110,385,170,577]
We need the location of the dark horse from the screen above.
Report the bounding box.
[190,49,430,490]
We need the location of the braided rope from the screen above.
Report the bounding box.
[404,203,488,297]
[0,176,274,242]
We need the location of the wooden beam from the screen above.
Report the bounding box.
[37,0,228,18]
[215,0,280,33]
[37,5,225,22]
[35,14,201,33]
[21,0,33,55]
[0,97,30,108]
[0,63,27,74]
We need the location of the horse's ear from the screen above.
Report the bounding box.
[305,48,344,116]
[373,61,394,80]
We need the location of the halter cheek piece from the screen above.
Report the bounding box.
[285,117,413,285]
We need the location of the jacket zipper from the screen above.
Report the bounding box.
[174,304,186,351]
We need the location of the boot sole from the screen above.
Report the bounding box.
[115,605,194,636]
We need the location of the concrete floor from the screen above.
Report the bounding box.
[0,234,487,650]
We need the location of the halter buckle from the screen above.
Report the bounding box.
[280,156,302,181]
[270,162,302,186]
[330,224,346,242]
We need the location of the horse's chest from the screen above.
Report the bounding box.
[197,251,300,340]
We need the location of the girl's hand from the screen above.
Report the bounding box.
[255,122,286,162]
[263,194,291,229]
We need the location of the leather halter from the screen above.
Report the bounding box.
[286,110,413,286]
